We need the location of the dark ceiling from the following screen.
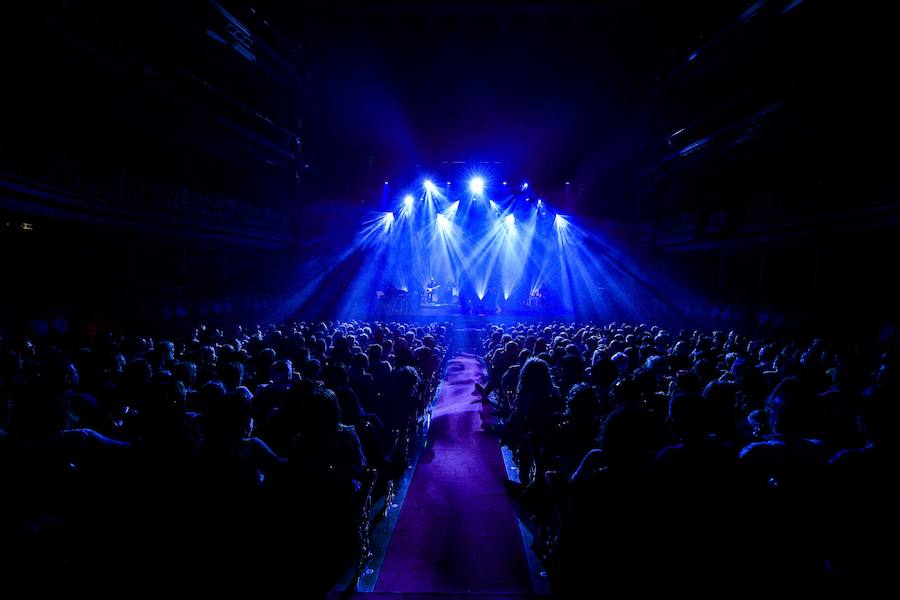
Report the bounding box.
[255,2,748,190]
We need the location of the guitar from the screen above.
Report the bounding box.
[424,284,440,303]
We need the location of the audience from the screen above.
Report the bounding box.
[4,315,896,592]
[479,320,898,591]
[0,319,449,592]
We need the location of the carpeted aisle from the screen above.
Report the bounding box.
[374,352,532,594]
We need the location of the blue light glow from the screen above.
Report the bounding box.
[443,200,459,220]
[289,172,697,322]
[554,214,568,229]
[469,176,485,195]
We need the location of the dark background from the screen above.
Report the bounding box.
[2,1,899,336]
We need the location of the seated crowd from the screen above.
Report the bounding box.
[0,320,449,592]
[481,322,899,591]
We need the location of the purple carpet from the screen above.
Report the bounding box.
[374,353,532,594]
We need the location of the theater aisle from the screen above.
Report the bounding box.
[373,352,533,594]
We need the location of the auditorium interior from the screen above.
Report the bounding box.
[2,1,898,596]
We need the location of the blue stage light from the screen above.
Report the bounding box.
[554,214,568,229]
[469,176,485,195]
[443,200,460,220]
[339,172,696,321]
[521,182,529,190]
[384,181,389,185]
[424,180,436,193]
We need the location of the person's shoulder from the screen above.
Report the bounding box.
[67,428,129,448]
[337,423,361,441]
[244,436,279,456]
[656,443,686,461]
[245,436,265,447]
[738,439,779,460]
[571,448,606,482]
[829,446,868,468]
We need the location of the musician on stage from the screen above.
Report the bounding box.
[443,278,457,304]
[425,276,439,303]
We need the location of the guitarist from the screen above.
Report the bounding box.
[425,276,439,303]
